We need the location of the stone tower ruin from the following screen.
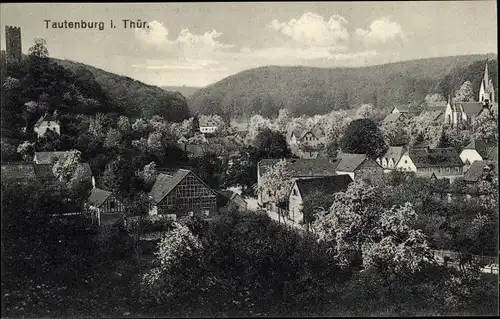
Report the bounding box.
[5,26,22,63]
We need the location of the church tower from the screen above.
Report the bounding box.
[5,26,22,63]
[478,60,495,104]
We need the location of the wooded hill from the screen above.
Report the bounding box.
[54,59,190,121]
[161,86,201,98]
[189,54,498,119]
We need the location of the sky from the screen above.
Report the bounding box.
[0,2,497,87]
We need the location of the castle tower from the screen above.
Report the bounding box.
[5,26,22,63]
[479,60,495,104]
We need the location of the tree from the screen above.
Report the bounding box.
[379,120,409,146]
[103,128,123,150]
[135,161,158,189]
[300,190,336,232]
[472,108,498,144]
[424,93,446,104]
[254,128,291,159]
[274,108,292,133]
[17,140,35,161]
[453,81,474,102]
[356,104,374,119]
[258,159,293,224]
[313,180,383,268]
[52,149,82,183]
[28,38,49,59]
[340,118,388,159]
[117,116,132,134]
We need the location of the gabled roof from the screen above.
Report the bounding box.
[87,187,113,207]
[289,128,303,139]
[34,112,59,128]
[335,153,373,172]
[294,175,353,199]
[487,147,498,161]
[453,102,484,116]
[392,105,410,113]
[258,158,338,177]
[34,151,70,164]
[216,190,244,207]
[408,147,463,168]
[33,164,55,179]
[381,146,406,163]
[425,102,447,112]
[463,139,489,158]
[428,110,444,121]
[149,169,215,205]
[464,160,498,183]
[199,117,218,127]
[383,112,406,124]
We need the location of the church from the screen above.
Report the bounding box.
[443,61,497,128]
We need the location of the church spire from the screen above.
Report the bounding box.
[483,60,489,86]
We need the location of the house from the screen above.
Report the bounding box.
[1,162,57,183]
[443,101,487,128]
[33,151,70,164]
[289,127,325,147]
[334,153,385,182]
[390,105,411,114]
[199,117,219,134]
[257,158,339,207]
[86,183,124,227]
[33,112,60,138]
[149,169,217,218]
[382,112,407,124]
[217,190,248,213]
[395,147,464,183]
[459,140,497,171]
[377,146,406,172]
[463,160,498,185]
[288,175,353,225]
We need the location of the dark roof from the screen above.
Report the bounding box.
[1,163,37,180]
[294,175,353,199]
[185,144,206,158]
[464,161,498,183]
[34,151,70,164]
[216,190,244,207]
[464,139,489,158]
[199,117,218,127]
[453,102,484,116]
[408,147,463,168]
[380,146,406,163]
[425,103,447,112]
[335,153,370,172]
[383,112,406,123]
[258,158,338,177]
[87,188,112,207]
[149,169,215,204]
[427,110,444,121]
[487,147,498,161]
[33,164,55,179]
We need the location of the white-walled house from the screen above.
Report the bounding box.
[33,112,60,139]
[288,175,353,225]
[395,146,464,182]
[199,117,219,134]
[377,146,406,172]
[459,139,497,172]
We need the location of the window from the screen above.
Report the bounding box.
[455,167,460,173]
[404,160,407,164]
[447,167,450,173]
[293,188,298,196]
[110,200,115,209]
